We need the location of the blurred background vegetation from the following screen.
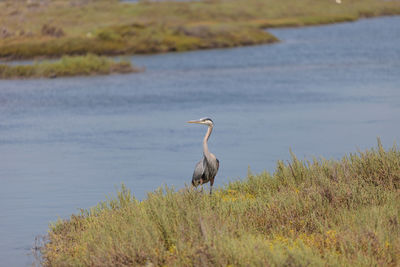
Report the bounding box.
[1,0,399,78]
[1,0,400,60]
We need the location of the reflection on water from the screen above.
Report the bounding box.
[0,17,400,266]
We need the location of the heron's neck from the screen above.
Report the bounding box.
[203,126,213,156]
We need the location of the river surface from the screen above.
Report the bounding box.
[0,17,399,266]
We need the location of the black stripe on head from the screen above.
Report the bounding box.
[200,117,213,123]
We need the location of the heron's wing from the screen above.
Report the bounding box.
[192,158,205,186]
[208,157,219,182]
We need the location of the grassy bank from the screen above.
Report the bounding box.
[0,24,278,59]
[1,0,400,59]
[0,54,140,79]
[39,141,400,266]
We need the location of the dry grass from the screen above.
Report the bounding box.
[38,140,400,266]
[1,0,400,59]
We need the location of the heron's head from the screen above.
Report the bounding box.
[187,117,214,127]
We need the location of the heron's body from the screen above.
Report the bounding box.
[192,153,219,186]
[188,118,219,194]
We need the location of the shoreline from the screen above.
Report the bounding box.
[1,0,399,78]
[0,15,396,79]
[1,0,399,61]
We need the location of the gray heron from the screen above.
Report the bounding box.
[187,118,219,195]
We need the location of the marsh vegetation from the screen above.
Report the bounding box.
[0,54,139,79]
[1,0,400,60]
[39,141,400,266]
[1,0,399,78]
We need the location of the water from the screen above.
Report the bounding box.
[1,17,400,266]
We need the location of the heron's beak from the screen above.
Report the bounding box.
[187,120,202,124]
